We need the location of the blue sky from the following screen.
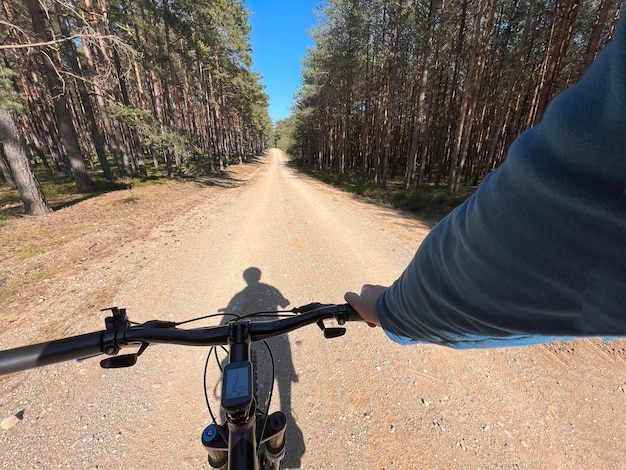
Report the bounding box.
[245,1,318,123]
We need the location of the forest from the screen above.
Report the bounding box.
[0,0,272,215]
[1,1,623,218]
[278,0,622,195]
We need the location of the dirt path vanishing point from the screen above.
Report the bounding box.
[1,149,626,469]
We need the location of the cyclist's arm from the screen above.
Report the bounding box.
[371,14,626,347]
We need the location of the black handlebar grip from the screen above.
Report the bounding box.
[0,331,103,376]
[291,303,364,322]
[340,303,365,322]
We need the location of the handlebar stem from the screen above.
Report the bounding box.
[227,321,251,363]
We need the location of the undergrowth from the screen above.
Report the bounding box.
[289,159,476,223]
[0,154,230,224]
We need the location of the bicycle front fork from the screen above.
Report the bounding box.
[202,411,287,470]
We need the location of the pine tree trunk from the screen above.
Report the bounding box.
[452,0,495,192]
[0,109,51,215]
[80,38,128,176]
[98,0,147,178]
[448,0,478,195]
[534,0,581,124]
[483,0,535,178]
[54,2,113,180]
[405,0,440,190]
[0,146,16,188]
[24,0,91,191]
[582,0,613,71]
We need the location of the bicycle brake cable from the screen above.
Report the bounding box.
[203,346,229,444]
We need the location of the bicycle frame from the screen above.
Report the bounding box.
[202,320,286,470]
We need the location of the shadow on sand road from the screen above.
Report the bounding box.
[216,267,305,469]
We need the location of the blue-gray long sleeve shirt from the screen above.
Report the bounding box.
[378,14,626,348]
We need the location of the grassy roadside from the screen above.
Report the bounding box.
[0,159,212,225]
[0,159,262,341]
[288,159,476,223]
[0,180,191,315]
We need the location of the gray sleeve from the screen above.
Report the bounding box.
[378,16,626,346]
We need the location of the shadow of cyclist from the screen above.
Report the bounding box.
[218,267,305,469]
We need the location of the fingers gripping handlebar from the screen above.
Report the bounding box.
[0,303,363,376]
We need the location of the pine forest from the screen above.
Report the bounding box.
[280,0,622,195]
[0,0,271,215]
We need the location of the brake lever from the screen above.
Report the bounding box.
[316,320,346,339]
[100,341,149,369]
[296,303,350,338]
[99,308,175,369]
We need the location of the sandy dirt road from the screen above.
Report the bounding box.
[2,149,626,469]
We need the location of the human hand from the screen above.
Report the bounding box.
[344,284,388,328]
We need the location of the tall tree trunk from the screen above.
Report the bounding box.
[54,2,114,180]
[452,0,495,193]
[582,0,614,71]
[448,0,484,195]
[80,37,128,176]
[99,0,147,178]
[0,145,16,187]
[405,0,440,190]
[0,109,51,215]
[443,0,468,191]
[24,0,91,191]
[381,0,404,188]
[534,0,581,124]
[483,0,535,179]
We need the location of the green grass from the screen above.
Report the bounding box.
[389,185,474,221]
[290,159,476,223]
[39,179,79,198]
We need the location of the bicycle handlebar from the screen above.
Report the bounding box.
[0,303,363,376]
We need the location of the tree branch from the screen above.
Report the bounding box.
[0,33,120,51]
